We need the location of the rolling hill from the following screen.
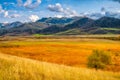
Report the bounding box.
[37,17,76,24]
[0,53,120,80]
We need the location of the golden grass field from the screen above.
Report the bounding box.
[0,53,120,80]
[0,36,120,72]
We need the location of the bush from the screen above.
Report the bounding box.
[87,50,111,70]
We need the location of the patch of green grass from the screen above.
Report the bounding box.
[101,28,120,31]
[56,28,87,35]
[33,34,54,37]
[33,34,45,37]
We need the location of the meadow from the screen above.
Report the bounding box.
[0,53,120,80]
[0,35,120,72]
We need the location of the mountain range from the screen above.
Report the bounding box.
[0,16,120,36]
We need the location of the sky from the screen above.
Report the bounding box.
[0,0,120,23]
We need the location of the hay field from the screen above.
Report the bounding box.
[0,53,120,80]
[0,37,120,72]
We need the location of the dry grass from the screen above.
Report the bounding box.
[0,53,120,80]
[0,38,120,71]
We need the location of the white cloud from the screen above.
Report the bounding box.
[29,15,39,22]
[0,5,4,13]
[17,0,23,6]
[0,5,9,17]
[83,7,120,19]
[4,11,9,18]
[3,2,15,5]
[47,3,79,17]
[54,14,63,18]
[17,0,41,9]
[48,3,64,12]
[0,4,21,19]
[117,10,120,13]
[9,14,21,18]
[24,0,32,7]
[3,21,9,24]
[63,8,79,17]
[2,10,20,18]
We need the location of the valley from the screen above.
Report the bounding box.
[0,0,120,79]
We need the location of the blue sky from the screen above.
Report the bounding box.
[0,0,120,23]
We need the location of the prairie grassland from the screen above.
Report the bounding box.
[0,53,120,80]
[0,38,120,71]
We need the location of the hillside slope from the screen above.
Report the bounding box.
[0,17,120,36]
[0,53,119,80]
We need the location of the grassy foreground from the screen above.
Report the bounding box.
[0,53,120,80]
[0,38,120,71]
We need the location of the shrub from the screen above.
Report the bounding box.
[87,50,111,70]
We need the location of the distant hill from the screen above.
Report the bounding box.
[40,17,120,35]
[1,22,22,29]
[0,22,49,36]
[37,17,76,24]
[91,17,120,28]
[0,17,120,36]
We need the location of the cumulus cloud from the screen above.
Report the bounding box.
[48,3,64,12]
[9,14,21,18]
[17,0,41,9]
[47,3,79,17]
[54,14,63,18]
[0,5,9,18]
[85,7,120,19]
[63,8,78,17]
[29,15,39,22]
[0,5,4,13]
[4,12,21,18]
[4,11,9,17]
[0,4,21,19]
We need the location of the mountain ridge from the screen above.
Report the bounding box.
[0,16,120,36]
